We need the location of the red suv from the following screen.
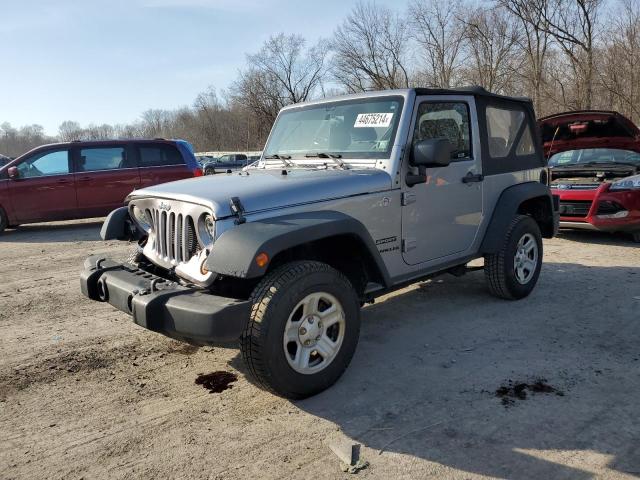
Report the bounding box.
[540,111,640,242]
[0,139,202,233]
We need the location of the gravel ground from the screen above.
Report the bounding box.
[1,219,639,479]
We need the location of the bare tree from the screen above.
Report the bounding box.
[233,33,327,124]
[461,7,521,94]
[408,0,466,88]
[525,0,603,109]
[331,1,411,92]
[497,0,551,113]
[58,121,82,142]
[140,109,174,138]
[0,122,54,158]
[599,0,640,122]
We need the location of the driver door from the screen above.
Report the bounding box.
[401,96,483,265]
[8,148,78,223]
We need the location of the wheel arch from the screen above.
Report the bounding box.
[205,211,391,293]
[480,182,558,254]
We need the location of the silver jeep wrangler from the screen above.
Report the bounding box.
[81,87,559,398]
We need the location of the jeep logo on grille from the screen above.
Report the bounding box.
[158,202,172,211]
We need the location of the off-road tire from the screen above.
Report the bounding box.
[0,208,8,234]
[485,215,543,300]
[240,260,360,399]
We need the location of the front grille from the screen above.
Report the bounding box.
[150,209,199,264]
[558,200,592,217]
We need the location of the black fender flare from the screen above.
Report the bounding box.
[205,211,391,284]
[101,206,142,241]
[480,182,558,254]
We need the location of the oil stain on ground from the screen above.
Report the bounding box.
[195,371,238,393]
[495,378,564,407]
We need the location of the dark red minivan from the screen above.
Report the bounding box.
[0,139,202,233]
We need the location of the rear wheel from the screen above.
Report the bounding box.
[485,215,543,300]
[241,261,360,399]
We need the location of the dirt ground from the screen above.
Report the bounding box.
[1,219,639,479]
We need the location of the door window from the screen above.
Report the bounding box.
[17,150,70,178]
[413,102,472,160]
[138,144,183,167]
[78,147,127,172]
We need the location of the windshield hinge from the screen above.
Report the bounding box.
[401,192,416,206]
[402,238,417,253]
[229,197,246,225]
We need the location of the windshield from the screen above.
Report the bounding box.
[264,96,404,160]
[549,148,640,167]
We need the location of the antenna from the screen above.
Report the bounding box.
[546,126,560,163]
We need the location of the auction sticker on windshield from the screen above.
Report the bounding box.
[354,113,394,128]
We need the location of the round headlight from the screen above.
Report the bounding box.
[132,205,151,232]
[205,215,215,237]
[199,214,215,247]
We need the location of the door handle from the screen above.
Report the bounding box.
[57,178,70,183]
[78,176,92,182]
[462,173,484,183]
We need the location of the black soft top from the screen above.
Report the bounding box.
[414,86,532,104]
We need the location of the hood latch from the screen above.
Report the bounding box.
[229,197,246,225]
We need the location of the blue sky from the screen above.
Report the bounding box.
[0,0,399,135]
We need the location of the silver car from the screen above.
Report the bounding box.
[81,87,558,398]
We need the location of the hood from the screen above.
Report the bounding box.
[128,168,393,219]
[538,110,640,157]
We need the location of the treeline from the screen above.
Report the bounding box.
[2,0,639,158]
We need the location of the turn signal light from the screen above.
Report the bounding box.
[200,259,209,275]
[255,253,269,268]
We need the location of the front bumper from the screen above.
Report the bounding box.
[552,184,640,233]
[80,255,249,345]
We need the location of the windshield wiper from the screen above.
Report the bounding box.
[305,152,347,169]
[264,154,294,167]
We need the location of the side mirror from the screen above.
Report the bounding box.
[7,166,19,179]
[412,138,452,167]
[406,138,453,187]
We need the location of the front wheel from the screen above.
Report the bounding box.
[631,232,640,243]
[240,261,360,399]
[485,215,543,300]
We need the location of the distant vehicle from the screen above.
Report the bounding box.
[203,153,249,175]
[540,111,640,242]
[197,155,217,168]
[0,139,202,233]
[242,160,260,171]
[0,155,11,166]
